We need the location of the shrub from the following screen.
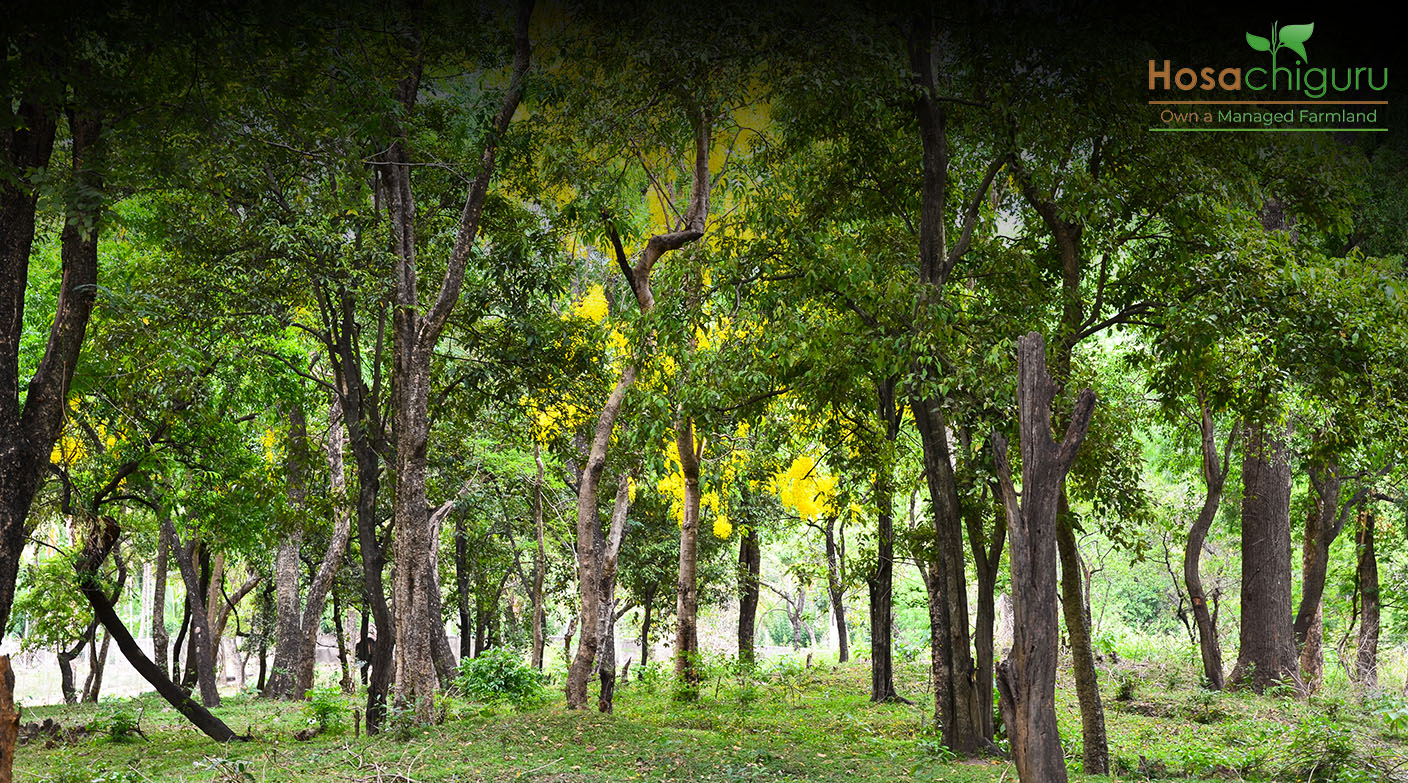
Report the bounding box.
[93,701,143,743]
[453,648,546,705]
[302,685,347,733]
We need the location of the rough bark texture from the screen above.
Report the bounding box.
[1228,421,1305,695]
[75,517,242,742]
[738,526,761,665]
[1294,460,1368,692]
[1357,510,1379,690]
[152,523,170,678]
[867,379,908,703]
[1056,495,1108,775]
[993,332,1096,783]
[372,0,531,724]
[674,419,703,686]
[0,656,18,783]
[1186,401,1235,690]
[0,103,100,639]
[264,404,309,699]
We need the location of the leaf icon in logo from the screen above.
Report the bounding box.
[1278,23,1314,62]
[1246,32,1272,51]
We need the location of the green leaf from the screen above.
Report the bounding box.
[1279,23,1314,62]
[1246,33,1272,52]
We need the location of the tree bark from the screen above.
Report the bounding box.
[738,526,761,665]
[264,403,307,698]
[869,378,910,703]
[164,522,221,707]
[1228,420,1305,695]
[531,441,548,670]
[0,656,18,782]
[993,332,1096,783]
[822,516,849,663]
[675,418,703,686]
[153,521,171,678]
[1356,509,1379,690]
[75,517,242,742]
[0,102,100,639]
[967,493,1005,732]
[373,1,531,724]
[1186,400,1235,690]
[568,474,631,708]
[1056,494,1107,775]
[455,512,473,659]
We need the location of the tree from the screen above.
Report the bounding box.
[993,332,1096,783]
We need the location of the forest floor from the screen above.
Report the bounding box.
[13,656,1408,782]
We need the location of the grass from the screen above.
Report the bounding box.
[13,655,1408,782]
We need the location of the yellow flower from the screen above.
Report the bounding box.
[572,284,609,324]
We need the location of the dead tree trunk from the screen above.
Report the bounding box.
[1228,420,1305,695]
[993,331,1096,783]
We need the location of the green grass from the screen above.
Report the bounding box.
[13,657,1408,782]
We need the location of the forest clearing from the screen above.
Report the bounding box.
[4,2,1408,782]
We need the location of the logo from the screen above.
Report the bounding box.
[1147,21,1388,132]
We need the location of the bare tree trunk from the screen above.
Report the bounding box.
[1056,495,1107,775]
[640,586,655,667]
[455,512,473,659]
[967,495,1005,732]
[868,379,909,703]
[58,629,91,705]
[1228,421,1305,695]
[1356,509,1379,690]
[0,656,19,782]
[265,403,313,700]
[993,332,1096,783]
[81,629,111,703]
[569,475,632,709]
[738,527,761,665]
[333,590,354,694]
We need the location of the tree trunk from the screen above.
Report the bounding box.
[993,332,1097,783]
[640,586,655,668]
[567,94,711,709]
[0,656,18,782]
[332,590,354,694]
[675,417,702,687]
[1186,402,1234,690]
[967,495,1005,732]
[0,103,99,641]
[569,474,632,708]
[58,631,90,705]
[81,629,111,703]
[1056,494,1108,775]
[164,523,221,707]
[264,527,304,698]
[1356,509,1379,690]
[598,596,617,713]
[822,516,848,663]
[455,513,472,659]
[912,394,985,752]
[375,0,531,726]
[738,527,761,665]
[75,518,242,742]
[531,441,547,670]
[1228,421,1305,695]
[153,522,170,678]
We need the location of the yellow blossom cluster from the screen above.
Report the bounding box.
[771,455,837,521]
